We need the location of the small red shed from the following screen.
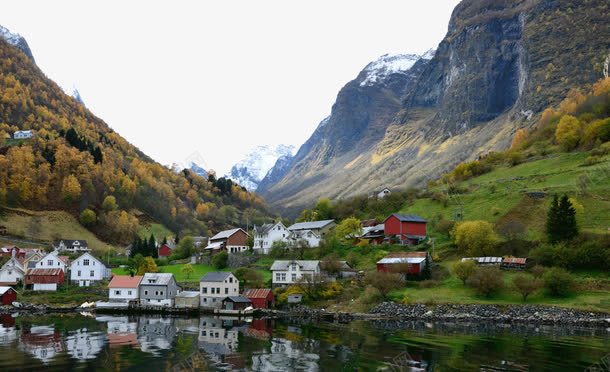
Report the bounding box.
[158,244,173,257]
[384,214,427,244]
[243,288,274,309]
[376,252,430,276]
[0,286,17,305]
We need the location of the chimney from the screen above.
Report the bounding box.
[11,247,16,259]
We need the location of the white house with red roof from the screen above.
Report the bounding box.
[108,275,143,302]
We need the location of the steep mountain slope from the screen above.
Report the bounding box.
[226,144,294,191]
[0,32,271,243]
[261,0,610,216]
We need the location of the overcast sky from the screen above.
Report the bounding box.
[2,0,460,174]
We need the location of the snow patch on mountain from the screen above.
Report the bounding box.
[359,50,436,87]
[226,144,295,191]
[171,152,209,178]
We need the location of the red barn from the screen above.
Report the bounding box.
[0,246,25,259]
[383,214,427,244]
[376,252,430,276]
[25,268,65,291]
[243,288,274,309]
[0,286,17,305]
[158,244,173,257]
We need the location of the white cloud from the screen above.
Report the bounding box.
[1,0,460,174]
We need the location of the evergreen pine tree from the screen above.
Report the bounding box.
[546,194,561,243]
[162,236,168,245]
[149,234,157,258]
[559,195,578,241]
[130,237,139,258]
[422,254,432,280]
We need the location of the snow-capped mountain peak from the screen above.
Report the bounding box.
[360,53,421,86]
[0,25,35,62]
[226,144,295,191]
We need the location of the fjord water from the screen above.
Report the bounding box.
[0,313,607,371]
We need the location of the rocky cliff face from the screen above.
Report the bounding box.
[0,25,35,63]
[261,0,610,216]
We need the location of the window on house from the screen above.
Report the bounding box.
[216,287,220,293]
[292,273,297,281]
[275,273,281,281]
[202,288,207,294]
[144,290,148,295]
[128,290,132,295]
[77,270,81,277]
[114,290,121,295]
[155,291,159,296]
[160,291,164,296]
[47,260,53,266]
[201,331,206,336]
[229,277,233,283]
[280,273,286,281]
[90,270,94,277]
[291,264,297,271]
[203,298,207,302]
[83,259,90,266]
[225,288,228,294]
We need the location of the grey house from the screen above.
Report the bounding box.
[139,273,179,307]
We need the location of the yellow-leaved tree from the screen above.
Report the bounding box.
[61,174,81,204]
[555,115,582,150]
[137,256,158,275]
[453,220,499,256]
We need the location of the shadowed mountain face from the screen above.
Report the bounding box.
[0,25,35,63]
[260,0,610,217]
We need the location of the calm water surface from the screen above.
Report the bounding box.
[0,312,607,371]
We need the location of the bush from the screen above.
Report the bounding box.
[212,251,228,269]
[542,267,574,297]
[453,260,477,285]
[467,267,504,297]
[359,285,383,304]
[453,220,499,256]
[79,208,97,226]
[512,274,543,301]
[364,271,404,299]
[555,115,582,150]
[530,265,546,278]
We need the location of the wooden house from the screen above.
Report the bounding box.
[242,288,274,309]
[205,228,249,254]
[25,268,65,291]
[0,286,17,305]
[222,296,252,310]
[383,214,427,244]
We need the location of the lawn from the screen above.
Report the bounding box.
[0,207,117,253]
[20,284,108,307]
[387,260,610,313]
[113,263,272,284]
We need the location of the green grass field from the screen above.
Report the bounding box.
[0,207,117,253]
[387,260,610,313]
[403,152,610,239]
[112,263,272,284]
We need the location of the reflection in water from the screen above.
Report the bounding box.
[0,312,607,371]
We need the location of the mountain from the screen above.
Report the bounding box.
[173,152,209,179]
[226,144,295,191]
[259,0,610,216]
[72,88,85,105]
[0,25,35,63]
[0,29,272,244]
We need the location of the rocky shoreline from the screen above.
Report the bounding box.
[3,301,610,328]
[277,302,610,328]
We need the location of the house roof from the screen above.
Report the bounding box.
[141,273,174,285]
[200,272,233,282]
[204,241,223,250]
[58,256,70,264]
[71,252,105,268]
[210,228,247,240]
[288,229,321,240]
[385,251,428,258]
[287,220,335,231]
[502,257,527,264]
[253,223,274,235]
[461,257,503,264]
[242,288,272,299]
[108,275,143,288]
[377,257,426,264]
[27,268,63,276]
[223,296,251,303]
[270,260,320,271]
[176,291,200,298]
[0,286,15,295]
[386,213,427,223]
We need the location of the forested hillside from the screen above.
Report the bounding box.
[0,37,272,245]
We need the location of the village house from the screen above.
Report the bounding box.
[242,288,274,309]
[360,223,385,245]
[270,260,320,288]
[55,239,90,253]
[222,296,252,311]
[0,254,25,286]
[0,246,25,259]
[69,252,111,287]
[175,291,200,309]
[25,268,65,291]
[108,275,143,303]
[13,130,33,139]
[383,213,427,245]
[36,251,69,272]
[376,251,431,277]
[287,220,336,248]
[501,257,529,270]
[253,221,289,254]
[157,243,173,258]
[22,252,43,275]
[199,272,239,309]
[139,273,179,307]
[205,228,249,254]
[0,286,17,305]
